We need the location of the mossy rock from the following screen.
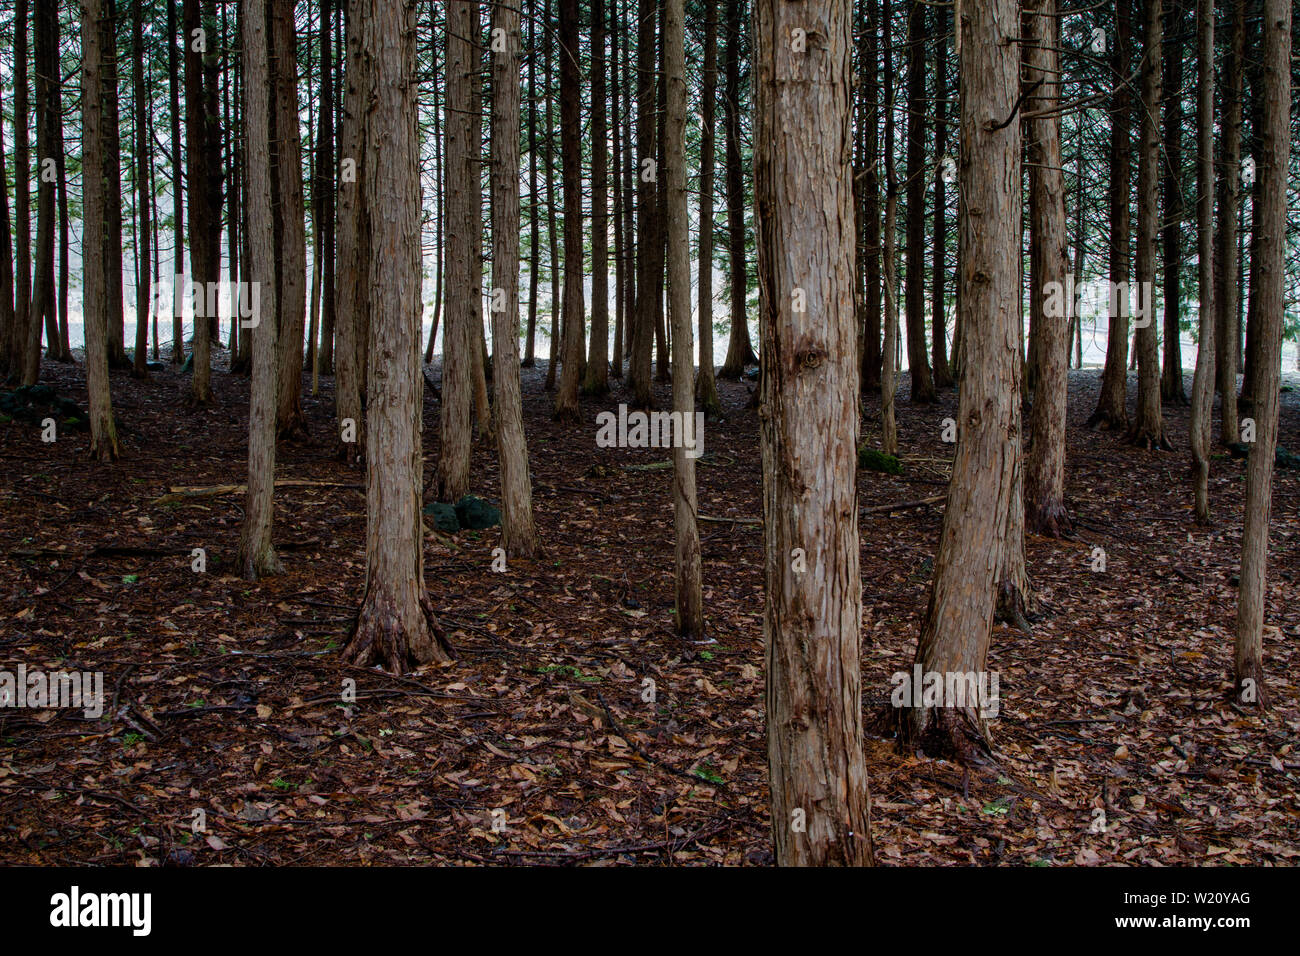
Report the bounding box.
[454,495,501,530]
[423,501,461,532]
[858,446,902,475]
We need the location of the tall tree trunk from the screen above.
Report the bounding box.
[435,0,475,498]
[489,0,538,558]
[905,0,1022,757]
[1214,0,1244,445]
[879,0,898,456]
[343,0,452,672]
[168,0,185,364]
[755,0,873,866]
[105,0,128,370]
[271,0,308,436]
[81,0,122,461]
[860,0,881,393]
[523,9,539,368]
[627,0,657,405]
[929,3,953,389]
[1188,0,1215,523]
[609,0,624,379]
[553,0,586,421]
[695,0,721,417]
[184,0,219,404]
[128,0,150,378]
[0,81,15,377]
[13,0,33,381]
[718,0,755,379]
[315,0,336,378]
[903,0,935,403]
[1088,0,1133,430]
[30,0,58,382]
[239,0,283,580]
[1126,0,1169,449]
[665,0,702,638]
[1159,0,1186,405]
[1024,0,1071,537]
[583,0,610,396]
[1233,0,1288,708]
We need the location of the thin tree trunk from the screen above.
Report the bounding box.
[1233,0,1288,708]
[435,0,476,499]
[239,0,283,580]
[168,0,185,364]
[583,0,610,396]
[13,0,33,381]
[523,7,538,368]
[903,0,935,403]
[81,0,121,460]
[610,1,624,379]
[1159,0,1186,405]
[490,0,538,558]
[755,0,873,866]
[665,0,702,637]
[717,0,755,379]
[695,0,721,416]
[542,0,561,391]
[1215,0,1244,445]
[1087,0,1132,430]
[860,0,881,393]
[905,0,1022,757]
[553,0,586,420]
[929,3,953,389]
[30,0,58,382]
[627,0,657,404]
[343,0,452,672]
[1024,0,1070,537]
[129,0,150,378]
[1188,0,1215,523]
[105,0,128,370]
[1126,0,1169,449]
[879,0,898,456]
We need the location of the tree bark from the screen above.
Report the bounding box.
[80,0,122,461]
[1233,0,1288,708]
[1214,0,1244,445]
[1188,0,1215,523]
[627,0,658,404]
[1126,0,1169,449]
[718,0,755,379]
[582,0,610,396]
[1024,0,1071,537]
[665,0,703,638]
[1088,0,1133,431]
[343,0,453,672]
[902,0,935,404]
[239,0,283,580]
[489,0,539,559]
[435,0,476,499]
[695,0,721,418]
[755,0,872,866]
[1159,0,1186,406]
[905,0,1022,757]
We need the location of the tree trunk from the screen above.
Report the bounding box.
[904,0,1022,757]
[184,0,219,404]
[718,0,755,379]
[582,0,610,396]
[695,0,721,418]
[435,0,476,499]
[1188,0,1215,523]
[13,0,33,381]
[859,0,881,393]
[1024,0,1071,537]
[755,0,872,866]
[315,0,336,378]
[1233,0,1288,708]
[489,0,539,559]
[104,0,128,370]
[524,10,539,368]
[903,0,935,404]
[1126,0,1169,449]
[343,0,453,672]
[664,0,703,638]
[127,0,150,379]
[271,0,308,437]
[80,0,122,461]
[0,80,14,377]
[1214,0,1244,445]
[334,0,369,462]
[239,0,283,581]
[30,0,58,382]
[1159,0,1186,405]
[879,0,898,456]
[168,0,185,364]
[627,0,657,405]
[1088,0,1132,431]
[929,3,953,390]
[553,0,587,422]
[542,0,561,391]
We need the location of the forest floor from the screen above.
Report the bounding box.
[1,351,1298,866]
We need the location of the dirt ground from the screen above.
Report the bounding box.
[1,352,1297,865]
